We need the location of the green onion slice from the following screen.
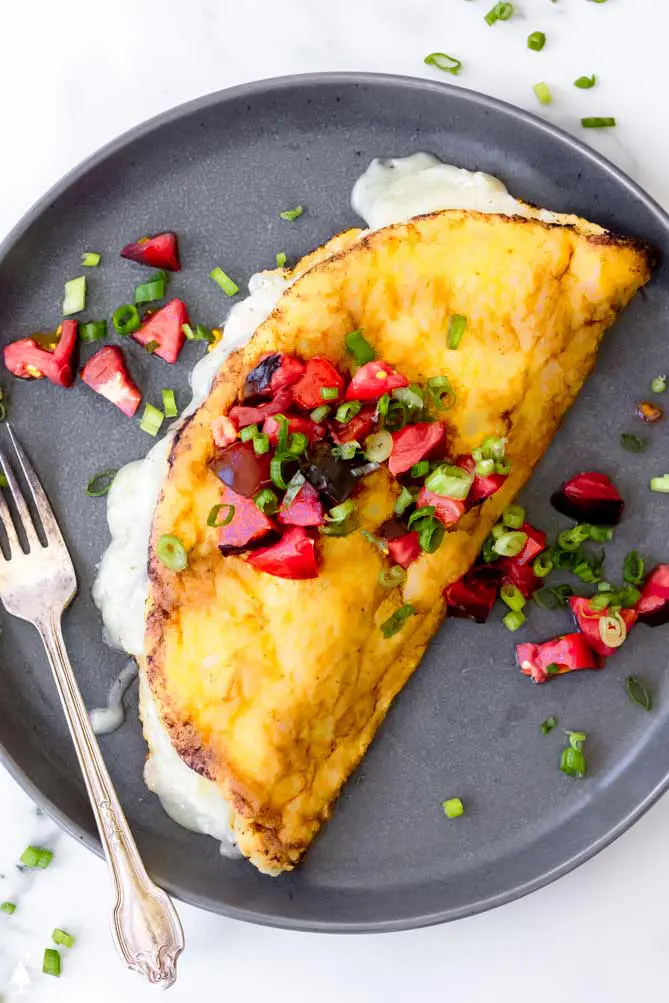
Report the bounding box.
[626,675,652,711]
[574,74,596,89]
[532,551,553,578]
[320,386,339,401]
[502,505,525,530]
[279,206,304,222]
[276,251,287,268]
[365,430,393,463]
[622,550,645,585]
[475,458,495,477]
[493,530,527,558]
[310,405,330,422]
[582,117,616,128]
[52,928,75,949]
[566,730,587,751]
[424,52,462,76]
[651,374,667,394]
[63,275,86,316]
[442,797,464,818]
[533,584,573,610]
[207,503,235,527]
[139,403,164,437]
[254,489,279,515]
[79,320,107,343]
[557,525,591,551]
[270,455,298,490]
[1,901,16,914]
[210,267,240,296]
[501,584,525,612]
[381,604,417,638]
[283,471,306,507]
[503,609,526,632]
[134,278,166,304]
[533,81,552,105]
[326,500,355,523]
[418,518,445,554]
[425,463,473,500]
[345,329,376,365]
[156,534,188,571]
[447,314,467,349]
[394,486,416,516]
[379,565,407,588]
[407,505,436,529]
[589,525,613,542]
[162,389,177,418]
[410,460,430,479]
[560,745,586,778]
[81,251,101,267]
[85,469,118,498]
[485,1,513,24]
[43,948,61,978]
[112,303,141,335]
[650,474,669,493]
[527,30,546,50]
[19,846,53,869]
[540,716,557,735]
[426,375,456,410]
[332,441,360,461]
[393,385,424,410]
[335,400,361,424]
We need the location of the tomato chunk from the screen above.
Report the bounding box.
[444,568,500,623]
[417,487,466,527]
[120,231,181,271]
[132,299,188,364]
[514,523,546,566]
[388,422,446,476]
[455,455,506,503]
[344,361,409,402]
[81,346,141,417]
[568,596,638,657]
[4,320,77,388]
[263,414,325,446]
[330,405,377,445]
[551,470,624,526]
[498,558,540,599]
[387,532,421,569]
[517,633,600,684]
[277,481,325,527]
[216,482,276,551]
[246,526,319,579]
[229,389,293,429]
[636,564,669,627]
[211,416,238,448]
[291,358,345,409]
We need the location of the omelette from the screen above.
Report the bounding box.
[144,207,652,874]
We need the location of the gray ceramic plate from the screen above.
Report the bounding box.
[0,73,668,932]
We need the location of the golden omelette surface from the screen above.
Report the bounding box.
[144,209,652,874]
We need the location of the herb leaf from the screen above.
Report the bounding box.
[541,716,558,734]
[620,432,648,453]
[626,675,652,711]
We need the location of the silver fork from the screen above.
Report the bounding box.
[0,424,184,988]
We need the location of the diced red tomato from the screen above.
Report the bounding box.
[211,441,271,498]
[568,596,638,657]
[229,389,293,429]
[291,358,345,409]
[551,470,624,525]
[246,526,319,579]
[270,355,306,393]
[330,405,377,445]
[216,482,276,551]
[277,481,325,527]
[444,567,501,623]
[120,231,181,271]
[132,298,188,364]
[498,558,540,599]
[344,361,409,402]
[4,320,77,388]
[517,633,600,684]
[387,532,421,569]
[81,346,141,417]
[514,523,546,566]
[211,416,238,448]
[388,422,446,476]
[263,414,325,446]
[636,564,669,627]
[455,455,506,503]
[417,487,466,527]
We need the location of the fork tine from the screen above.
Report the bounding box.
[5,424,64,548]
[0,447,41,550]
[0,485,22,556]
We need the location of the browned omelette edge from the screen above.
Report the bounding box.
[143,208,654,873]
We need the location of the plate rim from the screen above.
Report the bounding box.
[1,70,669,933]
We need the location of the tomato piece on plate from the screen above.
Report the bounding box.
[344,361,409,401]
[291,358,345,409]
[211,416,238,448]
[120,231,181,271]
[387,532,421,569]
[131,298,188,364]
[216,482,276,551]
[4,320,77,388]
[455,455,506,502]
[513,523,546,566]
[246,526,319,579]
[517,633,600,684]
[277,481,325,527]
[229,389,293,429]
[417,486,466,527]
[498,558,540,599]
[388,422,446,476]
[81,346,141,416]
[444,567,501,623]
[263,415,325,446]
[330,405,377,445]
[636,564,669,626]
[568,596,638,656]
[551,470,624,525]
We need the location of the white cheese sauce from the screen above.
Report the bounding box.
[91,152,555,852]
[89,660,138,736]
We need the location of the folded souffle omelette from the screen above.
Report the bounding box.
[143,207,652,874]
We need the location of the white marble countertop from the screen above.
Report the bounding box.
[1,1,668,999]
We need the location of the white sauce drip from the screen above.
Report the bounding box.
[92,153,552,851]
[89,660,138,736]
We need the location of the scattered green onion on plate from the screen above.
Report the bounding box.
[279,205,304,222]
[442,797,464,819]
[574,74,596,89]
[527,31,546,51]
[85,469,118,498]
[209,267,239,296]
[582,117,616,128]
[424,52,463,76]
[650,474,669,493]
[43,948,61,978]
[162,389,178,418]
[52,928,75,949]
[19,846,53,869]
[533,82,552,105]
[139,403,164,437]
[81,251,101,267]
[63,276,86,316]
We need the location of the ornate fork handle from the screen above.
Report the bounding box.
[39,609,184,988]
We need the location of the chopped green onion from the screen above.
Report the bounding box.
[134,278,166,304]
[317,386,338,402]
[574,74,597,89]
[382,399,407,432]
[527,31,546,51]
[319,516,359,537]
[426,375,456,410]
[345,329,376,365]
[442,797,464,819]
[332,441,360,461]
[623,550,645,585]
[0,388,6,423]
[558,525,591,551]
[162,389,177,418]
[589,591,614,612]
[533,584,573,610]
[651,374,667,394]
[566,730,587,750]
[588,525,613,542]
[286,431,307,456]
[475,458,495,477]
[582,117,616,128]
[493,531,528,558]
[112,303,140,335]
[210,267,239,296]
[326,500,355,523]
[502,609,526,632]
[144,340,159,354]
[279,205,304,221]
[240,424,260,442]
[335,400,361,424]
[377,393,390,418]
[532,551,553,577]
[620,432,647,453]
[63,275,86,315]
[495,458,512,475]
[425,463,473,500]
[254,489,279,515]
[43,948,61,978]
[424,52,463,76]
[81,251,101,267]
[394,486,416,516]
[359,529,389,554]
[540,716,557,735]
[650,474,669,493]
[551,547,579,570]
[1,901,16,914]
[626,675,652,712]
[310,405,330,422]
[545,663,560,677]
[270,455,297,490]
[381,604,416,638]
[79,320,107,343]
[393,386,424,410]
[410,460,430,479]
[139,403,164,437]
[19,846,53,869]
[379,565,407,588]
[282,472,305,506]
[365,430,393,463]
[52,929,75,949]
[447,314,467,349]
[478,436,506,461]
[85,469,118,498]
[275,251,287,268]
[480,535,498,564]
[418,518,445,554]
[502,505,525,530]
[533,82,552,105]
[182,322,214,342]
[619,585,641,608]
[560,745,586,778]
[207,503,235,527]
[485,1,513,24]
[572,554,603,583]
[501,584,525,612]
[156,534,187,571]
[0,473,8,488]
[491,523,506,540]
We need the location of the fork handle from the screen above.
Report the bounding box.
[39,611,184,988]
